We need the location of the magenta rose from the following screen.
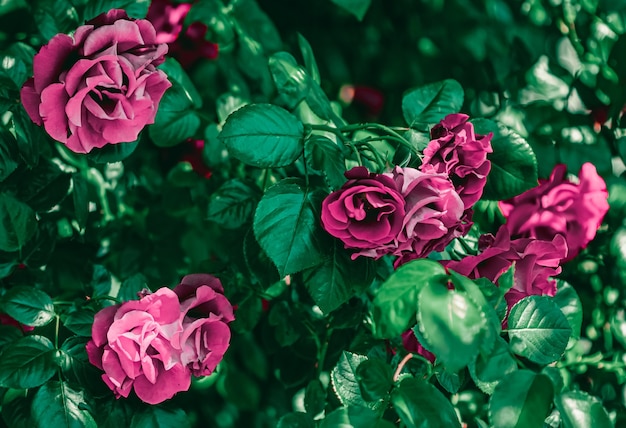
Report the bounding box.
[499,163,608,261]
[173,274,235,377]
[321,166,406,257]
[401,329,435,363]
[86,288,190,404]
[444,225,568,309]
[421,113,493,208]
[146,0,191,44]
[20,9,171,154]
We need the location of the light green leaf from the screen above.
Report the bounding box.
[331,352,377,409]
[469,336,518,395]
[83,0,150,21]
[554,390,613,428]
[507,296,571,365]
[31,381,97,428]
[402,79,464,127]
[253,179,324,276]
[219,104,304,168]
[488,370,554,428]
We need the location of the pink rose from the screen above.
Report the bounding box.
[321,166,406,256]
[147,0,219,69]
[401,329,435,363]
[389,165,469,262]
[0,313,34,333]
[173,274,235,377]
[86,288,190,404]
[20,9,171,154]
[444,226,567,309]
[422,113,493,208]
[499,163,608,261]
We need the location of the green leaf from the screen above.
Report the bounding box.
[304,136,346,190]
[0,192,37,252]
[0,335,56,388]
[82,0,150,20]
[473,119,538,200]
[269,52,309,110]
[331,352,376,409]
[31,381,97,428]
[219,104,305,168]
[469,336,518,395]
[356,359,393,402]
[1,286,55,327]
[0,42,34,92]
[417,279,487,372]
[435,368,464,394]
[554,390,613,428]
[304,380,326,415]
[488,370,554,428]
[118,273,147,301]
[0,127,19,182]
[1,393,34,428]
[552,280,583,341]
[277,412,314,428]
[29,0,79,40]
[330,0,372,21]
[63,309,95,337]
[158,58,202,109]
[372,259,446,338]
[320,407,395,428]
[207,179,258,229]
[130,407,190,428]
[298,34,321,84]
[0,325,23,348]
[303,240,374,314]
[391,377,462,428]
[71,173,88,230]
[402,79,464,127]
[13,158,71,212]
[507,296,571,365]
[10,106,42,167]
[253,179,324,276]
[86,140,139,164]
[58,336,107,395]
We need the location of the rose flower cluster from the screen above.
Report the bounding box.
[321,113,491,263]
[86,274,234,404]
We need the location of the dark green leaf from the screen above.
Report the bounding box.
[0,42,35,87]
[1,286,55,327]
[59,336,107,395]
[417,279,487,372]
[0,192,37,252]
[71,173,89,230]
[118,273,148,301]
[303,240,374,314]
[356,359,393,402]
[488,370,554,428]
[10,105,42,167]
[1,393,34,428]
[507,296,571,365]
[97,399,134,428]
[473,119,538,200]
[331,352,376,409]
[435,368,464,394]
[552,280,583,341]
[253,179,324,276]
[219,104,304,168]
[31,381,97,428]
[277,412,314,428]
[0,325,23,348]
[63,309,95,337]
[0,127,19,182]
[130,407,190,428]
[330,0,372,21]
[86,140,139,163]
[29,0,79,40]
[402,79,464,127]
[208,179,258,229]
[158,58,202,109]
[304,380,326,415]
[320,407,395,428]
[469,336,518,395]
[0,335,56,388]
[372,259,446,338]
[554,390,612,428]
[304,136,346,190]
[297,34,321,84]
[13,158,71,212]
[83,0,150,21]
[391,377,462,428]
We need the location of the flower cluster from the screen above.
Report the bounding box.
[321,114,491,262]
[86,274,234,404]
[21,9,171,153]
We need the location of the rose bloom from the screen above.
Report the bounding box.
[87,275,234,404]
[444,226,568,309]
[20,9,171,154]
[422,113,493,208]
[499,162,608,261]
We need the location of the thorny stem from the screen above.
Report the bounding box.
[393,353,414,382]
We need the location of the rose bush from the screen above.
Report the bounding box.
[499,162,609,261]
[20,9,171,153]
[86,275,233,404]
